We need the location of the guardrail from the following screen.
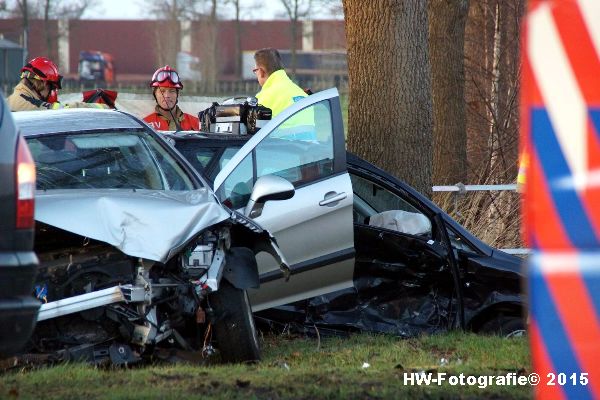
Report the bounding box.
[500,248,532,255]
[433,183,517,192]
[432,183,529,256]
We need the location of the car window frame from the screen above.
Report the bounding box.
[349,166,435,219]
[27,127,207,192]
[142,127,215,191]
[214,88,346,193]
[446,224,480,254]
[139,133,195,190]
[348,161,489,256]
[349,170,435,239]
[348,165,459,247]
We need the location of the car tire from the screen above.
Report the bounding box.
[480,315,526,338]
[209,280,261,363]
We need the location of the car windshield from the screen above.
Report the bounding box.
[27,131,196,191]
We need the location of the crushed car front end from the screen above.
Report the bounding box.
[12,109,288,365]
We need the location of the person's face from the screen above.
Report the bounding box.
[40,83,51,100]
[32,79,53,100]
[155,87,178,109]
[253,65,267,86]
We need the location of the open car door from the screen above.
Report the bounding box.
[214,88,355,311]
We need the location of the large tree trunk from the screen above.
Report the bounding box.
[442,0,525,249]
[464,0,524,183]
[493,0,524,182]
[429,0,469,185]
[343,0,433,196]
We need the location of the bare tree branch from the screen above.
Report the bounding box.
[4,0,95,19]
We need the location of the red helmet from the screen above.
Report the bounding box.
[150,65,183,89]
[21,57,63,89]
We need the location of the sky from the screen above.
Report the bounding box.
[83,0,343,21]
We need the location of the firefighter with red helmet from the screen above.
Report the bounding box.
[143,66,199,131]
[7,56,107,111]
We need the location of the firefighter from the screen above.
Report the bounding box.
[143,65,199,131]
[7,57,107,111]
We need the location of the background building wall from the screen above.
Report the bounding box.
[68,20,160,76]
[0,18,346,84]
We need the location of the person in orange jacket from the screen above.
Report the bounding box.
[143,65,199,131]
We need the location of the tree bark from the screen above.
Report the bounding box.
[343,0,433,196]
[429,0,469,185]
[464,0,524,183]
[493,0,524,182]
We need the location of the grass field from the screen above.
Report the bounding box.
[0,331,532,400]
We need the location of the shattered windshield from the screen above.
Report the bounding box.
[27,131,196,191]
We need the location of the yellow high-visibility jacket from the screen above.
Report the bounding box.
[256,69,307,117]
[256,69,318,140]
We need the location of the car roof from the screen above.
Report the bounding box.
[13,109,145,137]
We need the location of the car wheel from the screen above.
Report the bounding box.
[209,280,261,363]
[480,315,526,338]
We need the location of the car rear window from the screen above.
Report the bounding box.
[27,131,196,191]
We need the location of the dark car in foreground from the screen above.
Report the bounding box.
[12,108,295,364]
[163,88,526,337]
[0,95,39,357]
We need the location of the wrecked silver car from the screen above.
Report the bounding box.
[13,109,291,364]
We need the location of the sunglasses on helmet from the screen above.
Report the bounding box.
[151,70,180,84]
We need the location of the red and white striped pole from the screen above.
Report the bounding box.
[522,1,600,398]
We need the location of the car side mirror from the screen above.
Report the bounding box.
[244,175,295,218]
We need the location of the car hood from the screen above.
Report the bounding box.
[35,189,230,263]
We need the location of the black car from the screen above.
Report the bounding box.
[0,95,40,357]
[160,89,525,337]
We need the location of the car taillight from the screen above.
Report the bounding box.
[16,135,36,229]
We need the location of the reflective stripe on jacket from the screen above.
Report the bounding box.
[143,105,199,131]
[8,81,55,111]
[256,69,307,117]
